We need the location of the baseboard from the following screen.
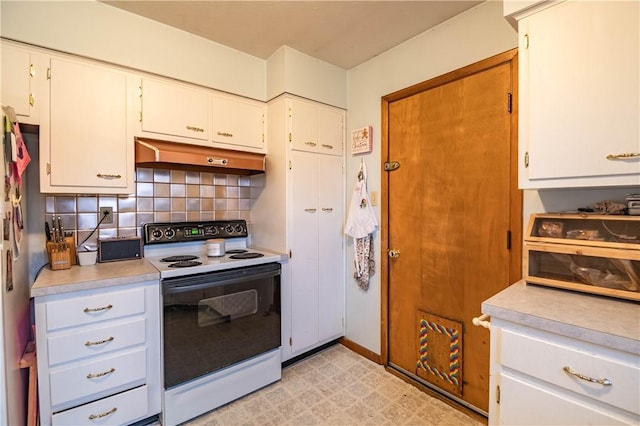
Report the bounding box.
[339,337,382,364]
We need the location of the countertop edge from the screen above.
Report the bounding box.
[482,280,640,355]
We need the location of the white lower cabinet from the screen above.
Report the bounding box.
[35,281,161,426]
[489,319,640,425]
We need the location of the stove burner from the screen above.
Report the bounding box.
[161,255,199,262]
[168,260,203,268]
[229,252,264,259]
[225,249,248,254]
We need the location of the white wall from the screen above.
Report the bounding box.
[343,0,635,355]
[0,1,266,100]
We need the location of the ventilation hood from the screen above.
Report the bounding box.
[135,137,265,175]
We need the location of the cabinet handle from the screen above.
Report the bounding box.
[321,208,333,212]
[85,336,114,346]
[186,125,205,132]
[83,304,113,313]
[606,153,640,160]
[207,157,228,166]
[563,366,612,386]
[304,208,317,213]
[321,144,334,150]
[472,314,491,329]
[304,141,317,147]
[388,249,400,258]
[217,131,234,137]
[86,367,115,379]
[96,174,122,180]
[88,407,117,420]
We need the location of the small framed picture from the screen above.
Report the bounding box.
[351,126,373,155]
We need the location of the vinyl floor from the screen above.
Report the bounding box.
[185,343,484,426]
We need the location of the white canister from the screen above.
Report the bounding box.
[207,238,225,257]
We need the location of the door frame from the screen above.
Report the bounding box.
[379,48,521,366]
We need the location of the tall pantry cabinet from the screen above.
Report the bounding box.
[252,94,346,360]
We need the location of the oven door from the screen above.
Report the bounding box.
[162,262,281,389]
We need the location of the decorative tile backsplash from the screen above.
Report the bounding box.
[45,168,253,247]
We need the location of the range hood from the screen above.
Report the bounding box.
[135,137,265,175]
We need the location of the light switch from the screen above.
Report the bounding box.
[371,191,378,206]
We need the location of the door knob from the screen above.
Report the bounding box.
[388,249,400,258]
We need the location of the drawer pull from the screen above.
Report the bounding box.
[87,367,115,379]
[563,366,612,386]
[321,144,334,150]
[321,208,333,212]
[606,152,640,160]
[186,125,205,132]
[305,141,317,147]
[88,407,117,420]
[217,131,233,137]
[304,208,317,213]
[83,304,113,313]
[85,336,114,346]
[472,314,491,329]
[96,174,122,179]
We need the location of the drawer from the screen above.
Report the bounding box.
[45,287,145,331]
[49,348,146,409]
[52,385,149,425]
[501,328,640,414]
[47,318,146,366]
[499,373,631,425]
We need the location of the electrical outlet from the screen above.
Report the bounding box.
[100,207,113,224]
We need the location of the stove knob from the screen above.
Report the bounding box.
[225,225,234,234]
[151,229,163,240]
[235,224,244,233]
[165,228,176,239]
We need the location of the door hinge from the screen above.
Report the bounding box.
[507,230,512,250]
[384,161,400,171]
[46,163,51,175]
[47,68,51,80]
[507,93,513,113]
[289,250,292,259]
[289,337,292,346]
[496,385,501,404]
[29,94,34,107]
[288,160,292,170]
[288,132,292,143]
[524,152,529,168]
[29,64,35,77]
[138,111,142,123]
[524,34,529,49]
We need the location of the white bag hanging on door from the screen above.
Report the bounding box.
[345,159,378,290]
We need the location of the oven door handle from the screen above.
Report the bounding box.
[163,269,280,295]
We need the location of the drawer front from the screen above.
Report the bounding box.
[47,318,146,366]
[52,385,149,426]
[500,373,631,425]
[501,329,640,414]
[49,348,146,408]
[46,287,145,331]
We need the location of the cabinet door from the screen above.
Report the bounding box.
[520,1,640,187]
[290,151,319,353]
[290,98,319,153]
[1,43,36,121]
[140,77,209,142]
[46,58,132,192]
[318,155,344,340]
[211,94,264,151]
[318,106,344,156]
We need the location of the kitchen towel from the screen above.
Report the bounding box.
[345,159,378,290]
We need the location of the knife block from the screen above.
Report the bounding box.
[46,236,76,270]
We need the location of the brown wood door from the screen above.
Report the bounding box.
[381,50,521,413]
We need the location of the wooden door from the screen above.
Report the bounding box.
[382,50,521,413]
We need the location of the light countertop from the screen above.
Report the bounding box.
[31,259,159,297]
[482,280,640,354]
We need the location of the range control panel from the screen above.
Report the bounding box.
[143,220,248,244]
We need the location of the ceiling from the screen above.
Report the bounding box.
[102,1,483,70]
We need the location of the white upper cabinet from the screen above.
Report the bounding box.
[516,0,640,188]
[211,94,265,152]
[41,57,134,194]
[138,77,210,143]
[289,98,344,156]
[1,42,40,123]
